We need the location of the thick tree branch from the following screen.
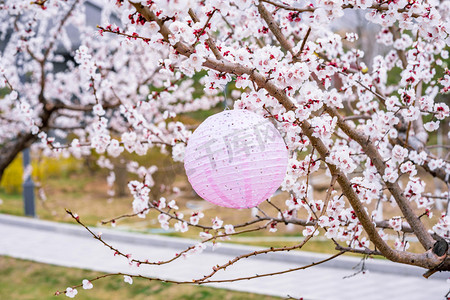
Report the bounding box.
[257,2,296,58]
[388,26,407,69]
[131,0,447,271]
[324,105,436,250]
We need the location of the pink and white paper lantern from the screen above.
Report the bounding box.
[184,110,288,209]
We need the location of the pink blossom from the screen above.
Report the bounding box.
[383,167,399,183]
[318,216,330,228]
[391,145,408,163]
[394,238,410,251]
[388,217,402,231]
[194,242,207,254]
[65,287,78,298]
[158,214,170,230]
[424,121,440,132]
[302,226,319,237]
[174,221,188,233]
[168,199,179,210]
[378,229,388,241]
[93,104,105,116]
[401,106,420,122]
[434,103,449,120]
[157,197,166,209]
[211,217,223,230]
[224,224,235,235]
[82,279,93,290]
[399,161,417,176]
[190,211,204,225]
[106,139,124,157]
[433,215,450,238]
[199,231,213,240]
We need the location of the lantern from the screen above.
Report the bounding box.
[184,109,288,209]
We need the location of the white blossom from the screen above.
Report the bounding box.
[65,287,78,298]
[123,275,133,285]
[82,279,93,290]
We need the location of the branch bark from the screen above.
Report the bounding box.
[0,106,55,181]
[257,2,296,58]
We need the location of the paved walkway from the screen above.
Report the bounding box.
[0,213,447,300]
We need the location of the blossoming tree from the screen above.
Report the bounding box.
[1,0,450,296]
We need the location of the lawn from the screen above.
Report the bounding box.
[0,256,280,300]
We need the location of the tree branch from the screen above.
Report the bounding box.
[324,105,435,250]
[131,0,446,271]
[260,0,420,17]
[188,8,223,60]
[257,2,296,58]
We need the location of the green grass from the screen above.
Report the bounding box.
[0,256,281,300]
[0,190,23,216]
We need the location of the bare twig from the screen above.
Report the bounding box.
[297,27,311,57]
[129,0,448,272]
[188,8,223,60]
[259,0,420,17]
[56,251,346,296]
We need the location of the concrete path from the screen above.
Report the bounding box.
[0,213,447,300]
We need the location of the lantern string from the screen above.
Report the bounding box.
[223,82,230,110]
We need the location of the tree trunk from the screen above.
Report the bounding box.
[0,107,54,182]
[0,133,36,182]
[114,161,128,197]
